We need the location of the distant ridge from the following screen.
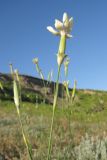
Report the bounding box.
[0,73,65,104]
[0,73,107,107]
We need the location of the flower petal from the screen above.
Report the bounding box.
[55,19,63,30]
[63,13,69,28]
[63,12,69,23]
[69,17,73,25]
[47,26,59,35]
[66,34,73,38]
[69,17,73,31]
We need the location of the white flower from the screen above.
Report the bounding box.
[47,12,73,38]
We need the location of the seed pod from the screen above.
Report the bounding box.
[0,82,3,90]
[13,80,20,114]
[72,80,77,100]
[57,54,67,66]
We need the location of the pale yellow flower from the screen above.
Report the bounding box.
[47,12,73,38]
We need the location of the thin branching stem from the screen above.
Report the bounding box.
[47,65,61,160]
[17,111,33,160]
[35,64,47,103]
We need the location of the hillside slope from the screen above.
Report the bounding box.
[1,73,107,159]
[0,73,64,104]
[0,72,107,113]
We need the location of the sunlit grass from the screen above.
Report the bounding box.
[1,100,107,159]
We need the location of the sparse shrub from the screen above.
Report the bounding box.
[74,133,107,160]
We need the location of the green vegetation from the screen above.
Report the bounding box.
[1,74,107,160]
[0,88,107,159]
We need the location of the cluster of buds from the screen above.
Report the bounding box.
[63,80,69,88]
[32,58,38,64]
[63,80,70,98]
[33,58,44,80]
[47,12,73,66]
[33,58,39,73]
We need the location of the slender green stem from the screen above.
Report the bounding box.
[58,33,66,54]
[36,64,47,103]
[17,111,33,160]
[67,80,77,138]
[0,81,3,90]
[47,31,66,160]
[14,79,33,160]
[47,65,61,160]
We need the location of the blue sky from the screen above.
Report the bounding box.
[0,0,107,90]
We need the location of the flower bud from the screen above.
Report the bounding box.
[64,58,70,77]
[14,69,20,82]
[57,54,67,66]
[33,58,38,64]
[63,81,69,88]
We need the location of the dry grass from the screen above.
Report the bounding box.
[0,100,107,159]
